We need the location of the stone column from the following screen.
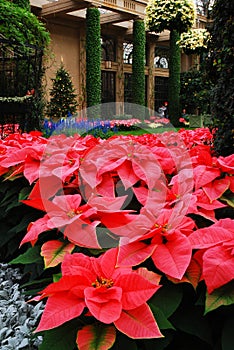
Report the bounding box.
[147,38,156,112]
[115,34,124,115]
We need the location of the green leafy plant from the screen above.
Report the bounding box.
[180,68,211,114]
[206,0,234,156]
[11,0,30,11]
[0,0,50,49]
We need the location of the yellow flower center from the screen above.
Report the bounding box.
[67,209,82,218]
[92,276,114,289]
[154,223,168,233]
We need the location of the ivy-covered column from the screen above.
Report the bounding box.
[86,7,101,112]
[12,0,30,11]
[132,19,146,107]
[168,29,181,125]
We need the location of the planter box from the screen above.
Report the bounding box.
[0,101,31,115]
[189,114,204,128]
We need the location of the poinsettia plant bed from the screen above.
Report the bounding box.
[0,128,233,350]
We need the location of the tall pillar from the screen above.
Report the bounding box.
[147,38,156,112]
[79,27,86,111]
[132,18,146,108]
[86,7,101,112]
[116,34,124,115]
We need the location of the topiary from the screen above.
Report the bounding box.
[86,7,101,113]
[145,0,196,126]
[132,19,146,108]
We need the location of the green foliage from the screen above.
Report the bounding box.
[132,19,146,107]
[0,178,42,262]
[10,246,43,265]
[39,318,80,350]
[168,30,181,126]
[206,0,234,156]
[47,64,78,119]
[145,0,196,34]
[222,317,234,350]
[0,0,50,49]
[86,7,101,110]
[180,68,211,114]
[205,281,234,314]
[12,0,30,11]
[178,29,210,55]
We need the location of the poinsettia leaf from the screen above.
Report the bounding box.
[20,215,50,247]
[193,165,220,190]
[41,240,75,268]
[149,283,183,318]
[76,324,116,350]
[117,241,155,267]
[205,280,234,314]
[9,246,43,265]
[53,272,62,282]
[117,273,161,310]
[114,304,163,339]
[222,316,234,350]
[170,305,213,345]
[203,245,234,293]
[189,221,234,249]
[220,194,234,208]
[152,233,192,279]
[115,333,138,350]
[38,318,79,350]
[143,330,174,350]
[203,177,230,201]
[167,253,202,289]
[149,304,175,330]
[36,293,85,332]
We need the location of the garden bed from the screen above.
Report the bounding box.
[0,128,233,350]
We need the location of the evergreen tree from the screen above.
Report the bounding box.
[206,0,234,156]
[47,65,78,120]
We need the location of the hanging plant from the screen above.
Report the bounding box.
[177,28,211,55]
[145,0,196,34]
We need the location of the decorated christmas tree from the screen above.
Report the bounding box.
[47,64,78,119]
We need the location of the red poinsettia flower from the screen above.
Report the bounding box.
[21,193,133,249]
[117,208,194,280]
[35,248,163,339]
[189,218,234,293]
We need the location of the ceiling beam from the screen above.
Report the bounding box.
[41,0,87,17]
[100,13,135,24]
